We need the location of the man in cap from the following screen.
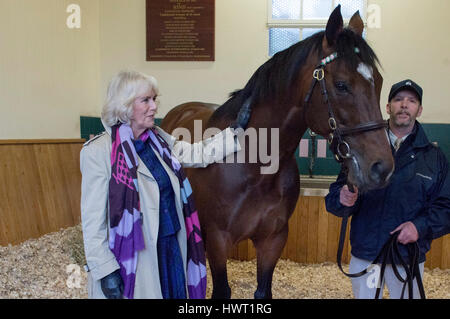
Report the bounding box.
[325,79,450,298]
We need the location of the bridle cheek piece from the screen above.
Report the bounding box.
[304,48,388,163]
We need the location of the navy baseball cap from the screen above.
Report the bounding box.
[388,79,423,104]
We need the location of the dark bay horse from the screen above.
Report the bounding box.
[161,6,395,298]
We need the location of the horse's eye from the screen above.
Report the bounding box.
[335,81,349,93]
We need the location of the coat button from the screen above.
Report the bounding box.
[411,154,415,159]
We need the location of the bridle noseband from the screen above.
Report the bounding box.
[304,48,388,163]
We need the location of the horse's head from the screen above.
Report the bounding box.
[303,6,394,192]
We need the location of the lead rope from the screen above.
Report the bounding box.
[336,182,426,299]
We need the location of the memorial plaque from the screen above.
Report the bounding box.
[146,0,215,61]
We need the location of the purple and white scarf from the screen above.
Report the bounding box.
[108,123,207,299]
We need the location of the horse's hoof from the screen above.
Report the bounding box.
[254,290,272,299]
[212,287,231,299]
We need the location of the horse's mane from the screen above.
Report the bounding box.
[209,28,380,123]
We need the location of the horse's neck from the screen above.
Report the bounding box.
[249,55,316,159]
[254,101,307,160]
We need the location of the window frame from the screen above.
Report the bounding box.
[267,0,369,52]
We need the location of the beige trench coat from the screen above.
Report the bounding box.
[80,123,240,299]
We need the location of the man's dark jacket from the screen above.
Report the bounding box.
[325,121,450,263]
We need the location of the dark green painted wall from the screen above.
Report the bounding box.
[80,116,449,176]
[296,124,450,176]
[80,116,164,140]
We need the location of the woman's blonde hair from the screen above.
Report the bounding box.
[101,70,159,127]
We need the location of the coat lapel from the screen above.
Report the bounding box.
[137,157,156,181]
[151,148,182,214]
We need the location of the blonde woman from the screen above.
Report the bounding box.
[81,70,249,299]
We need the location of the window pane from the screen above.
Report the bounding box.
[269,28,300,56]
[272,0,301,20]
[302,0,332,19]
[335,0,366,19]
[302,28,323,40]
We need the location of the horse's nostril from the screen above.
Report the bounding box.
[370,161,384,183]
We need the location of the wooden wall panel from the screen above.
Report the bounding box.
[229,196,450,270]
[1,143,448,270]
[0,140,84,246]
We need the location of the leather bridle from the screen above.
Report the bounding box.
[304,49,388,163]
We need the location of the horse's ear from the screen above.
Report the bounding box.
[323,5,343,49]
[348,10,364,36]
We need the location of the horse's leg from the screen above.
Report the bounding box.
[206,230,232,299]
[252,226,288,299]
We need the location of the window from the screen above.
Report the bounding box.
[268,0,367,56]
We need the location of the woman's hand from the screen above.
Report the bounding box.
[100,269,124,299]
